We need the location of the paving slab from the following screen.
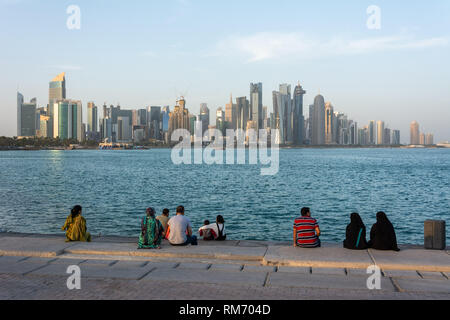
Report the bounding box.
[383,270,422,279]
[0,261,49,275]
[0,236,76,257]
[267,273,396,292]
[65,242,267,261]
[0,256,31,263]
[209,263,243,271]
[311,268,346,276]
[176,262,210,270]
[141,268,267,286]
[147,261,178,270]
[263,246,374,269]
[369,248,450,272]
[395,279,450,294]
[242,265,276,272]
[30,263,155,280]
[276,266,311,274]
[17,257,59,264]
[418,271,447,280]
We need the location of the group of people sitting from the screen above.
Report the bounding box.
[138,205,226,249]
[294,207,400,251]
[62,205,400,252]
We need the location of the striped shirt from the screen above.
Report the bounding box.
[294,216,320,248]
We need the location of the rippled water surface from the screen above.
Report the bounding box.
[0,148,449,245]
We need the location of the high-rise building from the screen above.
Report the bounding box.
[250,83,263,131]
[377,121,385,145]
[235,97,250,131]
[368,121,376,145]
[149,106,162,140]
[426,133,434,145]
[272,87,291,145]
[49,73,66,115]
[392,130,401,145]
[312,94,325,145]
[410,121,420,145]
[161,107,170,132]
[383,128,391,145]
[17,92,36,137]
[199,103,210,135]
[350,121,358,145]
[52,100,82,141]
[420,133,426,145]
[37,114,51,138]
[293,83,306,145]
[168,98,191,139]
[225,94,237,130]
[87,102,98,133]
[117,116,131,142]
[216,108,225,135]
[325,102,334,145]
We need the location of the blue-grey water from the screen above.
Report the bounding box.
[0,149,449,245]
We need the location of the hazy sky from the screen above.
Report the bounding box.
[1,0,449,142]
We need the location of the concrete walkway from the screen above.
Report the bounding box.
[0,232,449,300]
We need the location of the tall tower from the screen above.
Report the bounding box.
[200,103,210,135]
[250,83,263,131]
[368,120,376,145]
[312,94,325,145]
[87,102,98,133]
[377,121,385,145]
[17,92,36,137]
[293,83,306,145]
[410,121,420,145]
[325,102,334,145]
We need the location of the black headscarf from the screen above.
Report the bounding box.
[368,212,400,251]
[344,213,368,250]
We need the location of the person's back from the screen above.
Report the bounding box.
[156,208,170,234]
[167,206,197,246]
[294,207,320,248]
[343,212,368,250]
[61,205,91,242]
[368,212,400,251]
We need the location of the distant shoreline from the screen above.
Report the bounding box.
[1,145,447,151]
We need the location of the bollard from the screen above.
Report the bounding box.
[424,220,446,250]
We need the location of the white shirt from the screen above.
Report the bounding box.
[168,215,192,245]
[198,223,226,239]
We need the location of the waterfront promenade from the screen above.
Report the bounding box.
[0,232,449,300]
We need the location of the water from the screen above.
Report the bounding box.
[0,148,449,245]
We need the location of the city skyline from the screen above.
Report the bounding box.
[1,0,450,142]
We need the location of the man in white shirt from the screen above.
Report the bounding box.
[167,206,198,246]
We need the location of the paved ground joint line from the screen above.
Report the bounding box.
[262,272,270,287]
[389,277,404,293]
[22,264,52,276]
[137,267,156,281]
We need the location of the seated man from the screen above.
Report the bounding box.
[156,208,170,236]
[166,206,198,246]
[294,207,321,248]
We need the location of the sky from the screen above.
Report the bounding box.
[1,0,449,143]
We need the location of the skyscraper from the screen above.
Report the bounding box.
[325,102,334,145]
[87,102,98,133]
[293,83,306,145]
[312,94,325,145]
[199,103,210,135]
[216,107,225,135]
[368,121,376,145]
[235,96,250,131]
[426,133,434,145]
[272,87,292,145]
[17,92,36,137]
[168,98,191,139]
[53,100,82,141]
[48,73,66,115]
[225,94,237,130]
[410,121,420,145]
[377,121,385,145]
[250,83,263,131]
[392,130,401,145]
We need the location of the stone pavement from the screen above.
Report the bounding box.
[0,233,449,300]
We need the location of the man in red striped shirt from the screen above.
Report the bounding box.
[293,207,321,248]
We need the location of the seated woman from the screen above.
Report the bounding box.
[368,211,400,251]
[198,215,227,241]
[61,205,91,242]
[199,220,215,241]
[343,213,368,250]
[138,207,163,249]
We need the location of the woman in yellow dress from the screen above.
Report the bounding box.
[61,205,91,242]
